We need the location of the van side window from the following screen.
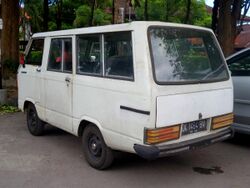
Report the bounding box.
[104,32,133,79]
[26,39,44,66]
[77,35,101,75]
[48,38,72,72]
[48,39,62,71]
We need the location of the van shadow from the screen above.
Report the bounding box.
[43,124,69,136]
[226,133,250,148]
[110,151,193,171]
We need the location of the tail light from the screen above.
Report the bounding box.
[145,125,180,144]
[211,113,234,130]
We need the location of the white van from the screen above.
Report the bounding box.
[18,21,234,169]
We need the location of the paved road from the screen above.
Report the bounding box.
[1,112,250,188]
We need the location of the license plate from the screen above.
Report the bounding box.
[182,119,207,136]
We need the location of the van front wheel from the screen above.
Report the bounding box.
[26,104,44,136]
[82,125,114,170]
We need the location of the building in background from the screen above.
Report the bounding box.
[235,20,250,51]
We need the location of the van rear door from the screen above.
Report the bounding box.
[148,26,233,130]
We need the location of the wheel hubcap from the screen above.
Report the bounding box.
[91,142,97,150]
[88,135,102,157]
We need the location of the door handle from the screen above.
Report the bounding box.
[65,77,71,82]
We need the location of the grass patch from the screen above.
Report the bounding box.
[0,105,20,115]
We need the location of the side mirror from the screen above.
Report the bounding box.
[19,53,25,68]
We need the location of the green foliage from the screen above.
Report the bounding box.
[22,0,211,32]
[0,105,20,115]
[93,8,112,26]
[73,5,112,28]
[135,0,211,27]
[24,0,43,33]
[73,5,91,27]
[48,21,57,31]
[191,0,212,27]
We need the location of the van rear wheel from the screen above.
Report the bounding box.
[82,125,114,170]
[26,104,44,136]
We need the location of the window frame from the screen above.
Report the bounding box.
[227,49,250,76]
[103,32,134,81]
[76,34,103,77]
[47,37,73,73]
[76,31,135,82]
[25,38,45,66]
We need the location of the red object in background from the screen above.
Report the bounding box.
[20,54,25,65]
[56,56,62,63]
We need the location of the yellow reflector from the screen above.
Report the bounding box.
[145,125,180,144]
[212,113,234,130]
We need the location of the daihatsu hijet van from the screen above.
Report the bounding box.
[18,21,234,169]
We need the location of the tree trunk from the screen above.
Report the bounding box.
[217,0,233,57]
[89,0,96,26]
[216,0,242,57]
[211,0,219,32]
[112,0,115,24]
[113,0,126,24]
[165,0,169,21]
[43,0,49,31]
[144,0,148,21]
[184,0,191,24]
[1,0,19,80]
[56,0,62,30]
[231,0,242,37]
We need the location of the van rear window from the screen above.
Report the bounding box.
[148,27,229,84]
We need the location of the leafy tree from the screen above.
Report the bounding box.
[212,0,242,56]
[211,0,250,56]
[73,5,91,27]
[135,0,210,27]
[44,0,49,31]
[24,0,43,33]
[74,4,111,27]
[94,8,112,25]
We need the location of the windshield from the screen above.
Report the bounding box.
[148,27,229,84]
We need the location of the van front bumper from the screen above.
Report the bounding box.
[134,128,233,160]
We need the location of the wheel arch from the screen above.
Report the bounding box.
[77,116,103,137]
[23,99,36,112]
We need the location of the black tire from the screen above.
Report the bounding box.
[82,125,114,170]
[26,103,45,136]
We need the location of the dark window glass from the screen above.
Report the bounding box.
[47,38,72,72]
[63,39,72,72]
[26,39,44,66]
[77,35,101,75]
[104,32,133,79]
[149,27,229,84]
[228,54,250,76]
[48,39,62,71]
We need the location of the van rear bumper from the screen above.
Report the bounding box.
[134,128,233,160]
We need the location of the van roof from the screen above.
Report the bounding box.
[32,21,213,38]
